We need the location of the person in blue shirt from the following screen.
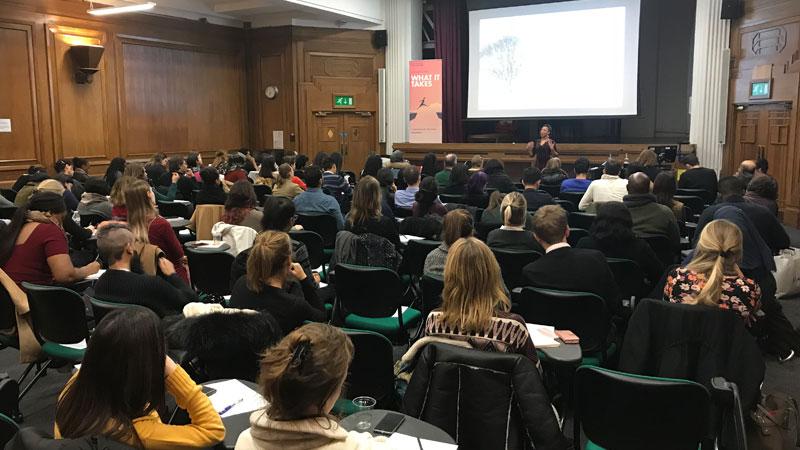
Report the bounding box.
[394,165,420,209]
[293,165,345,230]
[321,155,352,203]
[560,156,592,193]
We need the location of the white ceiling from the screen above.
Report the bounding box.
[87,0,385,29]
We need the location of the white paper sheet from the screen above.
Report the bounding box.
[388,432,457,449]
[204,379,266,418]
[193,240,226,249]
[400,235,425,244]
[85,269,106,281]
[0,119,11,133]
[526,323,560,348]
[390,306,409,319]
[272,130,284,149]
[62,339,88,350]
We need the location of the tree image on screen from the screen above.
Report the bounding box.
[479,36,520,90]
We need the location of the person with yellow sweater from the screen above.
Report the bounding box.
[54,307,225,449]
[235,323,390,450]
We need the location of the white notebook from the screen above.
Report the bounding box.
[526,324,560,348]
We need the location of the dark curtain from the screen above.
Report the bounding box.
[434,0,466,143]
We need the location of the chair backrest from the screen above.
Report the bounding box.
[22,283,89,345]
[512,287,610,354]
[475,221,501,240]
[289,230,325,270]
[490,248,541,289]
[420,274,444,317]
[676,188,714,205]
[190,204,225,240]
[79,214,105,227]
[89,297,141,323]
[568,211,596,230]
[343,329,396,406]
[640,233,676,267]
[185,248,234,296]
[0,287,16,332]
[334,264,403,318]
[540,184,561,197]
[402,239,441,277]
[439,194,465,204]
[574,366,711,450]
[393,207,413,218]
[0,208,16,221]
[0,189,16,203]
[567,227,589,247]
[558,190,585,206]
[555,199,576,213]
[674,195,706,217]
[296,214,338,248]
[157,201,191,219]
[252,184,272,206]
[0,412,19,448]
[607,258,647,302]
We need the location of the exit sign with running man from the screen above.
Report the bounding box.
[333,95,355,108]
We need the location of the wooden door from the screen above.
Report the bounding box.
[312,114,344,165]
[342,113,375,172]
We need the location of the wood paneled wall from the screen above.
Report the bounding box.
[726,0,800,226]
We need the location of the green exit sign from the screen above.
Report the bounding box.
[750,80,771,99]
[333,95,355,108]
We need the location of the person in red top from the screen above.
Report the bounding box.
[0,192,100,285]
[223,154,249,184]
[124,179,190,284]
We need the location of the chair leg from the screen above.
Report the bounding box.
[16,362,37,386]
[18,360,51,401]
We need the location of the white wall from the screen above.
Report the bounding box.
[385,0,423,152]
[285,0,385,26]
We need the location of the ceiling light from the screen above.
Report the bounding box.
[87,1,156,16]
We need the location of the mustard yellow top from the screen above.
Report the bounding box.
[55,366,225,449]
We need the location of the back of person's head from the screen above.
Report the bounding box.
[257,323,353,420]
[349,176,381,225]
[376,167,395,190]
[414,176,440,213]
[652,171,676,206]
[591,202,634,244]
[84,177,110,196]
[682,154,700,167]
[533,205,568,245]
[544,157,562,171]
[259,154,277,178]
[36,179,65,195]
[441,209,474,246]
[738,160,756,177]
[304,166,323,188]
[442,237,509,333]
[227,153,245,169]
[54,159,71,174]
[109,176,135,207]
[522,167,542,186]
[124,179,155,243]
[55,307,166,446]
[72,157,89,171]
[390,150,404,163]
[186,152,200,168]
[105,157,126,178]
[225,180,257,210]
[604,158,622,176]
[283,155,296,167]
[444,153,457,168]
[261,196,296,232]
[0,192,67,266]
[467,171,488,195]
[96,223,134,265]
[330,152,343,171]
[27,165,46,176]
[167,156,185,173]
[200,167,220,186]
[486,190,505,211]
[483,159,504,175]
[123,162,146,181]
[247,231,292,293]
[747,175,778,200]
[313,151,329,168]
[421,152,437,175]
[362,155,383,178]
[687,219,743,307]
[149,152,167,166]
[403,165,421,186]
[321,156,335,171]
[718,176,745,199]
[272,149,286,167]
[448,164,470,187]
[471,155,483,169]
[573,157,590,175]
[626,172,651,195]
[756,157,769,174]
[636,149,658,167]
[501,191,527,227]
[295,154,308,170]
[275,163,293,187]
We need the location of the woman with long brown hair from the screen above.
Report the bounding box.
[125,179,189,283]
[344,176,399,247]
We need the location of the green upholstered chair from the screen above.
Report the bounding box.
[22,283,90,364]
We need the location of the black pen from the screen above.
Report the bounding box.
[417,436,424,449]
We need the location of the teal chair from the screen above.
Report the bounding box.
[574,366,713,450]
[89,297,141,324]
[333,264,421,342]
[22,283,90,365]
[0,412,19,447]
[512,287,614,366]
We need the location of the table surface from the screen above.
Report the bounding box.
[340,409,455,444]
[184,241,231,253]
[539,341,583,366]
[166,217,191,229]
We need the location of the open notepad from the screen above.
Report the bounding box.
[526,324,560,348]
[205,379,266,418]
[399,235,425,245]
[387,433,457,449]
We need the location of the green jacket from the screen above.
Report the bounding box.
[435,169,451,188]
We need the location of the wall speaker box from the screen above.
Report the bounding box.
[721,0,743,20]
[372,30,387,49]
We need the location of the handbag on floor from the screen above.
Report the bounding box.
[773,248,800,299]
[748,392,800,450]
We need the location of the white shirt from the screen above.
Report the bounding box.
[578,175,629,211]
[545,242,571,253]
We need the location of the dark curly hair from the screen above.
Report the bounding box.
[589,202,635,247]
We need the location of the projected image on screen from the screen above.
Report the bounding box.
[468,0,641,119]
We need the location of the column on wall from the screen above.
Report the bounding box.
[385,0,423,153]
[689,0,731,173]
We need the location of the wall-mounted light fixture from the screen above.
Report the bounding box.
[87,1,156,16]
[68,45,105,84]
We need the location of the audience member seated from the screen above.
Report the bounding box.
[422,237,538,364]
[196,167,228,206]
[54,308,224,448]
[77,177,113,220]
[388,149,411,176]
[560,157,592,193]
[421,152,438,179]
[626,148,661,181]
[480,191,508,227]
[94,224,197,317]
[271,163,304,199]
[665,219,761,328]
[254,154,277,187]
[375,167,396,219]
[38,178,79,217]
[229,231,326,334]
[745,175,779,216]
[424,209,474,276]
[520,167,556,211]
[466,171,490,208]
[211,150,228,172]
[71,157,90,183]
[321,156,352,203]
[13,171,48,208]
[394,165,420,209]
[412,177,448,219]
[126,179,189,283]
[468,154,483,174]
[522,205,621,315]
[435,153,457,189]
[576,202,664,286]
[0,192,100,285]
[487,192,543,252]
[623,172,680,250]
[484,159,516,193]
[35,180,93,247]
[345,176,400,247]
[159,156,196,201]
[293,166,345,230]
[103,157,126,192]
[222,180,264,232]
[441,164,470,196]
[695,176,789,253]
[541,157,568,186]
[145,152,168,185]
[293,154,309,184]
[756,157,769,177]
[736,159,757,185]
[361,154,383,179]
[236,323,390,449]
[125,163,178,203]
[653,171,685,222]
[11,164,46,193]
[55,158,83,199]
[282,155,308,190]
[186,151,204,182]
[677,153,718,200]
[578,158,628,212]
[224,153,250,183]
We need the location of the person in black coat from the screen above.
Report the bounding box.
[196,167,227,205]
[678,153,718,200]
[520,167,555,212]
[484,159,516,193]
[522,205,621,315]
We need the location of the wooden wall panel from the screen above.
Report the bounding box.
[0,22,40,167]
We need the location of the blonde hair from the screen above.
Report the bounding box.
[124,179,157,243]
[636,149,658,167]
[348,176,381,226]
[123,163,147,181]
[486,191,505,211]
[275,163,293,188]
[257,323,353,420]
[441,238,509,333]
[544,157,562,171]
[501,191,527,227]
[685,220,744,307]
[110,176,136,207]
[246,231,292,293]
